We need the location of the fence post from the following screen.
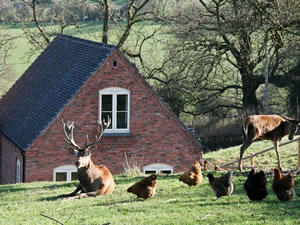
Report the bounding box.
[250,153,255,168]
[298,138,300,170]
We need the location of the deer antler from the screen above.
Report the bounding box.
[84,117,111,150]
[62,119,81,150]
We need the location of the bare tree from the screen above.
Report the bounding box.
[18,0,164,67]
[98,0,110,43]
[97,0,158,49]
[0,1,15,72]
[20,0,83,54]
[156,0,300,117]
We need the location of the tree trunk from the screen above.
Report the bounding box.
[102,0,109,44]
[241,75,260,115]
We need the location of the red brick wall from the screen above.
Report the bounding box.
[24,50,202,182]
[0,135,23,184]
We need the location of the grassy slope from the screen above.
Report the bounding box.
[203,136,300,171]
[1,138,300,225]
[1,174,300,225]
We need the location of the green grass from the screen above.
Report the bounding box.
[1,137,300,225]
[0,173,299,225]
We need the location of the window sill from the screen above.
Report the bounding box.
[103,132,130,137]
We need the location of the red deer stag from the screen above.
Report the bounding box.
[238,115,300,171]
[60,118,115,199]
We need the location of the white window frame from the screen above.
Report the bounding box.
[53,165,77,182]
[99,87,130,134]
[16,158,21,183]
[143,163,173,175]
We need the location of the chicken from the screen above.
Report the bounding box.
[179,161,203,186]
[127,174,157,199]
[207,171,234,198]
[272,168,295,201]
[244,168,268,201]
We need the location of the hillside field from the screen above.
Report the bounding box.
[1,137,300,225]
[0,22,167,96]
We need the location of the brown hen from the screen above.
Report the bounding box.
[179,161,203,186]
[127,174,157,199]
[272,168,295,201]
[207,171,234,198]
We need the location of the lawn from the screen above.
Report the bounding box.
[1,137,300,225]
[0,173,300,225]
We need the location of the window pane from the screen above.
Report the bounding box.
[117,95,128,111]
[117,112,127,129]
[145,170,157,174]
[160,170,172,175]
[102,112,112,129]
[71,172,78,181]
[56,172,67,181]
[102,95,112,111]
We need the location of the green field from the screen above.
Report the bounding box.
[0,21,168,96]
[1,138,300,225]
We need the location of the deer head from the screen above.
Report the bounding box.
[62,118,111,168]
[283,116,300,140]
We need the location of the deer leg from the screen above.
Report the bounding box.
[64,184,106,200]
[238,141,252,171]
[274,141,283,171]
[59,184,83,198]
[81,191,99,198]
[66,190,105,200]
[69,184,83,196]
[62,190,97,200]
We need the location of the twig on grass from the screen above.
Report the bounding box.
[40,213,74,225]
[40,214,64,225]
[65,213,73,224]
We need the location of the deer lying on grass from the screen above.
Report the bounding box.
[238,115,300,171]
[60,118,115,200]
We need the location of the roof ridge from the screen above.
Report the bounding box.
[56,34,116,50]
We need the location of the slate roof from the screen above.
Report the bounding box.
[0,34,115,150]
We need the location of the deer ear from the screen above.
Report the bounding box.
[282,115,290,121]
[68,148,79,156]
[87,146,96,154]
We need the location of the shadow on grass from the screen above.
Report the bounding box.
[39,195,66,201]
[0,182,77,194]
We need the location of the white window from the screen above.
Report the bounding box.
[53,165,77,182]
[16,158,21,183]
[143,163,173,175]
[99,87,130,134]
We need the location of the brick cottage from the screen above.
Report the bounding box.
[0,34,202,184]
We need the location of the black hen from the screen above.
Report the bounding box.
[207,171,234,198]
[244,168,268,201]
